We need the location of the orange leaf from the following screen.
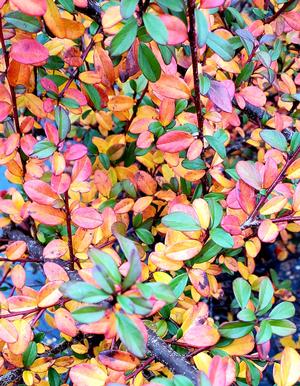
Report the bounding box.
[24,180,60,206]
[134,171,157,195]
[43,262,69,282]
[37,282,63,308]
[0,319,18,343]
[11,265,26,289]
[286,158,300,179]
[260,196,287,216]
[8,320,33,355]
[151,74,191,100]
[69,363,107,386]
[43,239,68,259]
[6,241,27,260]
[10,39,49,65]
[156,131,194,153]
[54,308,78,337]
[99,350,140,371]
[165,240,202,261]
[107,96,134,112]
[258,220,279,243]
[28,202,65,226]
[10,0,47,16]
[71,207,103,229]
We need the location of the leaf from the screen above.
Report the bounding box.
[24,180,59,206]
[207,81,233,113]
[195,10,208,47]
[260,129,288,151]
[138,43,161,82]
[273,347,300,386]
[115,313,147,358]
[210,228,234,248]
[55,106,71,140]
[99,350,140,371]
[0,319,18,343]
[138,282,177,303]
[82,84,101,110]
[60,282,109,303]
[5,11,41,32]
[120,0,138,19]
[269,302,295,320]
[31,140,57,159]
[193,240,222,263]
[89,248,122,285]
[110,17,138,56]
[143,13,168,45]
[206,32,235,61]
[156,0,184,11]
[233,278,251,309]
[69,363,107,386]
[157,131,194,153]
[71,207,103,229]
[162,212,201,231]
[159,15,188,45]
[136,227,154,244]
[28,202,65,226]
[258,277,274,311]
[169,273,188,298]
[269,320,297,337]
[151,74,191,100]
[112,222,142,290]
[10,0,47,16]
[219,321,254,339]
[48,368,61,386]
[199,74,211,95]
[23,342,37,367]
[237,308,256,322]
[72,306,106,323]
[256,320,272,344]
[10,38,49,65]
[236,161,262,190]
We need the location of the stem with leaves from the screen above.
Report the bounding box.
[264,0,296,24]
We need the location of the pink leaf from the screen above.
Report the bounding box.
[71,207,103,229]
[159,15,188,45]
[201,0,225,8]
[208,81,233,112]
[10,39,49,65]
[236,161,262,190]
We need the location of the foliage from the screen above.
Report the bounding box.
[0,0,299,385]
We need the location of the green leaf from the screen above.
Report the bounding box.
[138,43,161,82]
[58,0,74,13]
[195,9,208,47]
[162,212,201,231]
[156,0,184,11]
[233,278,251,308]
[31,140,56,159]
[120,0,139,19]
[193,239,222,263]
[44,56,64,70]
[269,301,295,320]
[158,44,173,65]
[205,133,227,159]
[174,375,194,386]
[269,319,297,336]
[115,312,146,358]
[117,295,152,315]
[23,342,37,367]
[260,129,288,151]
[236,62,254,87]
[169,273,188,298]
[60,97,80,109]
[143,13,168,45]
[206,198,223,229]
[182,158,206,170]
[111,17,138,56]
[258,277,274,311]
[112,222,142,290]
[89,248,122,285]
[136,227,155,244]
[290,132,300,153]
[82,84,101,110]
[137,282,177,303]
[225,7,246,28]
[92,263,116,294]
[237,308,256,322]
[256,320,272,344]
[60,282,109,303]
[5,11,41,33]
[48,368,61,386]
[199,74,211,95]
[210,228,234,248]
[219,321,254,339]
[72,306,106,323]
[55,106,71,140]
[206,32,235,61]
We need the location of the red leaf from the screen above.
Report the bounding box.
[99,350,140,371]
[71,207,103,229]
[24,180,60,205]
[157,131,194,153]
[10,0,47,16]
[159,15,188,45]
[10,39,49,65]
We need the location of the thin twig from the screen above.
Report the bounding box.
[187,0,203,141]
[64,192,76,270]
[125,356,155,381]
[264,0,295,24]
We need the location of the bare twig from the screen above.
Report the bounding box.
[264,0,296,24]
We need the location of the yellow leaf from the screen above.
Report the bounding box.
[22,370,34,386]
[221,335,255,356]
[194,352,212,373]
[165,240,202,261]
[193,198,210,230]
[153,272,172,284]
[260,196,288,215]
[273,347,300,386]
[287,158,300,179]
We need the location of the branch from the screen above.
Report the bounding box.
[187,0,203,141]
[264,0,296,24]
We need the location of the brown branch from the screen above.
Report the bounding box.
[0,14,21,135]
[64,192,76,270]
[242,145,300,229]
[264,0,296,24]
[187,0,203,142]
